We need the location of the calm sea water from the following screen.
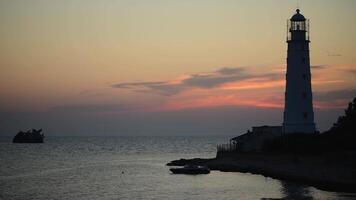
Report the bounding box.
[0,136,355,200]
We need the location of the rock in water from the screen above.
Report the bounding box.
[13,129,44,143]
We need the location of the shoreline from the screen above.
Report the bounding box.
[167,152,356,193]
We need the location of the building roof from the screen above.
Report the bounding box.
[230,125,282,141]
[230,131,252,141]
[291,9,306,21]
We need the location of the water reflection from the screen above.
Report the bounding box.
[261,181,312,200]
[280,181,313,200]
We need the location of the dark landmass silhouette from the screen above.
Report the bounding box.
[168,97,356,192]
[262,97,356,153]
[13,129,44,143]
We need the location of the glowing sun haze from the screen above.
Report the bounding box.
[0,0,355,135]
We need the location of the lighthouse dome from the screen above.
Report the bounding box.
[291,9,306,21]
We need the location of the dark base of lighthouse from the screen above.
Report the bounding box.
[282,123,316,134]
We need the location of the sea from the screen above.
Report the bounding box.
[0,136,355,200]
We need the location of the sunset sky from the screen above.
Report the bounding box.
[1,0,355,135]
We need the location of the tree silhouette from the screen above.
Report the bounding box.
[328,97,356,135]
[323,97,356,150]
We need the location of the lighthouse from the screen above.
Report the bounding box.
[283,9,316,134]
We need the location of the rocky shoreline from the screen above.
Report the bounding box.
[167,152,356,193]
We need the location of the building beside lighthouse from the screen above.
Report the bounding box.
[283,9,316,134]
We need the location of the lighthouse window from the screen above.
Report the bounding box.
[303,112,308,119]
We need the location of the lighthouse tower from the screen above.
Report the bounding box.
[283,9,316,134]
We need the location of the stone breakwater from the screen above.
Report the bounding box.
[167,152,356,193]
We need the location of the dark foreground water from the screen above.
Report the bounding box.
[0,136,355,200]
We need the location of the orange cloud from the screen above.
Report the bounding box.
[314,99,351,109]
[221,78,285,90]
[158,92,284,111]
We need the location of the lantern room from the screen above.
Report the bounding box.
[287,9,309,41]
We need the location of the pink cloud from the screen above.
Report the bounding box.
[111,64,356,112]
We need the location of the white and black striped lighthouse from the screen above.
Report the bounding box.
[283,9,316,134]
